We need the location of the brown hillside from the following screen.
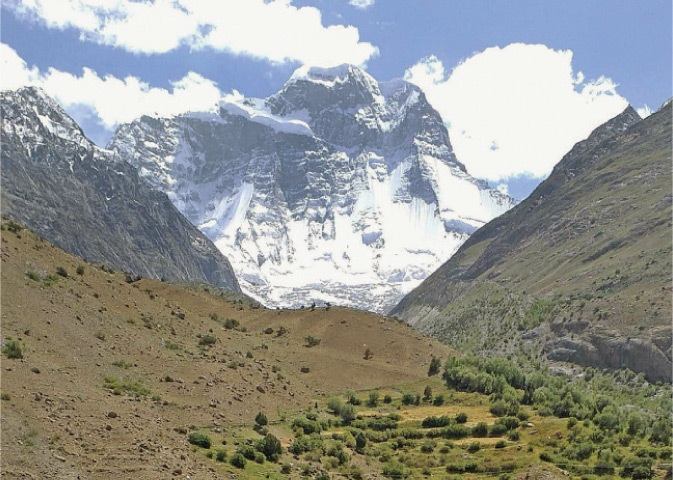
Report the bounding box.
[0,221,453,479]
[392,103,672,382]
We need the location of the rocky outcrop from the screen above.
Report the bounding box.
[1,87,240,292]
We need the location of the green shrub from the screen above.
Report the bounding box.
[383,394,392,404]
[327,397,344,414]
[305,335,321,347]
[215,449,227,462]
[55,266,68,278]
[223,318,240,329]
[229,453,246,469]
[26,270,41,281]
[289,434,324,455]
[495,416,520,430]
[455,412,468,423]
[340,404,356,425]
[5,220,23,233]
[2,339,23,359]
[489,422,509,437]
[422,415,451,428]
[439,424,469,439]
[495,440,507,449]
[466,441,481,453]
[256,433,282,461]
[367,391,380,407]
[432,394,445,406]
[198,334,217,346]
[187,432,212,449]
[76,265,85,275]
[420,440,436,453]
[237,445,257,460]
[472,422,488,437]
[382,460,407,479]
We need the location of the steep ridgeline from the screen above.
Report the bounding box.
[110,65,515,312]
[1,87,240,292]
[391,103,672,382]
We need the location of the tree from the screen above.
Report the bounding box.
[257,433,282,462]
[423,385,433,402]
[355,431,367,452]
[428,356,442,376]
[255,411,268,427]
[340,404,356,425]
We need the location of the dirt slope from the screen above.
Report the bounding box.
[0,221,452,478]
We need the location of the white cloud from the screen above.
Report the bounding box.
[4,0,378,66]
[0,43,42,89]
[405,43,629,181]
[349,0,375,10]
[1,43,221,143]
[636,105,653,119]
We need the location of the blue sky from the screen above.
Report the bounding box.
[2,0,671,199]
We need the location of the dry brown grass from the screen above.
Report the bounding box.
[0,223,454,478]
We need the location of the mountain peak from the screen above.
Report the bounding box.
[110,66,515,312]
[288,64,377,90]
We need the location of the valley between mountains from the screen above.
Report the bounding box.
[1,64,671,479]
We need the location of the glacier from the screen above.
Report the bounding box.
[109,64,516,313]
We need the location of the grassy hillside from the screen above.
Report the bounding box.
[391,104,672,382]
[2,220,671,479]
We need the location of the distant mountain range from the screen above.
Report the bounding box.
[1,86,240,293]
[109,64,515,312]
[391,101,672,382]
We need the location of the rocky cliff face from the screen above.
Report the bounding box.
[110,64,515,312]
[391,103,672,382]
[1,87,240,292]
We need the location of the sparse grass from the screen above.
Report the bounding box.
[163,340,183,351]
[26,270,41,282]
[111,359,132,369]
[2,338,24,359]
[103,375,150,397]
[198,334,217,347]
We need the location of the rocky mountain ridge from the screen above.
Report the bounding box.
[391,103,672,382]
[1,86,240,292]
[110,64,516,312]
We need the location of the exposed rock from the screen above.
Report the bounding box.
[1,87,240,293]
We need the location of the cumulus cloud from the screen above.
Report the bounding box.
[636,105,653,119]
[349,0,375,10]
[1,43,221,143]
[4,0,378,66]
[405,43,629,181]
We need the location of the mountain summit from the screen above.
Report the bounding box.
[110,64,515,312]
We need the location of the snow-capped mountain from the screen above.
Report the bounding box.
[110,64,516,313]
[1,87,240,293]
